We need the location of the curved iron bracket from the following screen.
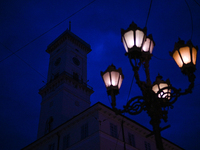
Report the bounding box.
[122,96,145,115]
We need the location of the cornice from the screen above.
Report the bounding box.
[46,30,91,54]
[39,71,94,98]
[21,102,183,150]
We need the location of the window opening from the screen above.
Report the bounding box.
[110,123,118,138]
[81,123,88,139]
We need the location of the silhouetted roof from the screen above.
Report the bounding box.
[46,29,91,54]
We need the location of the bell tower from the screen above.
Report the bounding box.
[37,29,93,138]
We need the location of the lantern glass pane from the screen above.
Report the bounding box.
[111,71,120,86]
[118,75,123,89]
[167,89,171,100]
[158,83,170,99]
[135,30,144,48]
[159,83,168,93]
[103,72,111,87]
[152,84,159,93]
[173,50,183,67]
[152,83,171,99]
[192,47,197,65]
[179,47,191,64]
[124,30,134,48]
[122,37,128,52]
[150,41,154,54]
[142,38,150,52]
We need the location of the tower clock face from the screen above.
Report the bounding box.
[72,57,80,66]
[54,57,61,66]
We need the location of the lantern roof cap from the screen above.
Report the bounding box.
[152,74,171,86]
[170,38,198,56]
[121,21,147,35]
[101,64,124,79]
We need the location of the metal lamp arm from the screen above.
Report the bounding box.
[110,89,124,115]
[123,96,145,115]
[168,73,196,103]
[180,73,195,95]
[129,58,146,92]
[110,88,145,115]
[144,59,152,86]
[156,72,195,106]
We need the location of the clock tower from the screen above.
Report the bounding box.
[37,29,94,138]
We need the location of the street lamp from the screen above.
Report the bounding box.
[143,34,155,54]
[121,22,155,60]
[101,22,198,150]
[170,39,198,75]
[152,74,171,100]
[101,64,124,95]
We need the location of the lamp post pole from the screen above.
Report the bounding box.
[101,21,198,150]
[150,115,163,150]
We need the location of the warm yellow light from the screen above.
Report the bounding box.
[152,84,159,93]
[179,47,191,64]
[170,39,198,74]
[192,47,197,65]
[173,50,183,67]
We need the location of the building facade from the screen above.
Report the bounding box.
[22,29,183,150]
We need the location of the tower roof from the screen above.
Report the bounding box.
[46,29,91,54]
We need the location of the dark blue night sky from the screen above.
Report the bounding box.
[0,0,200,149]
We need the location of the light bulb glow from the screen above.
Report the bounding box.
[124,30,134,49]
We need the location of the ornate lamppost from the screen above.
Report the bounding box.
[101,22,198,150]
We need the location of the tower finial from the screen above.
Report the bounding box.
[69,21,71,31]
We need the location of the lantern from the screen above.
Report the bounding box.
[101,64,124,95]
[170,39,198,75]
[142,34,155,54]
[121,22,147,59]
[152,74,171,100]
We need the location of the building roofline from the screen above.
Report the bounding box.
[95,102,184,150]
[21,102,184,150]
[46,29,91,54]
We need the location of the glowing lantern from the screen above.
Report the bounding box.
[170,39,198,75]
[152,75,171,100]
[101,64,124,95]
[121,22,147,59]
[142,34,155,54]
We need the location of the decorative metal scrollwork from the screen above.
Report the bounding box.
[156,86,181,107]
[122,96,145,115]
